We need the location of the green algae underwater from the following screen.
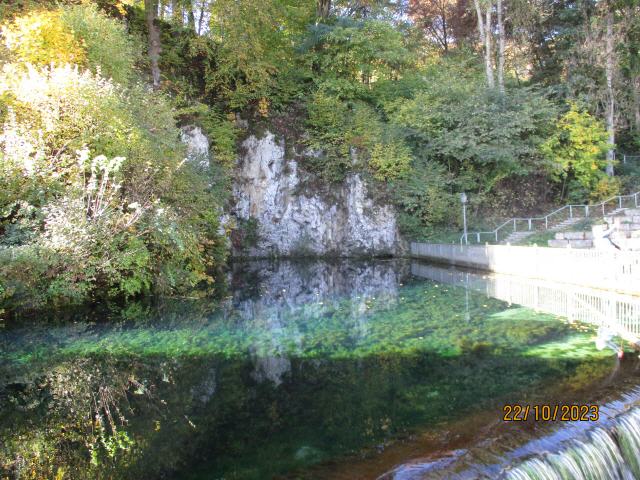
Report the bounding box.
[0,260,626,480]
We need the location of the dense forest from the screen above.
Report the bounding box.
[1,0,639,314]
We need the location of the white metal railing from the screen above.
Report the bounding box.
[460,191,640,245]
[410,242,640,296]
[411,262,640,342]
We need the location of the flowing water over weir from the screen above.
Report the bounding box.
[505,408,640,480]
[378,388,640,480]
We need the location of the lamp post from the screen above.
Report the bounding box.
[460,192,468,245]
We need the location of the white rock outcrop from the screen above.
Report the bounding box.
[181,125,210,168]
[232,131,401,257]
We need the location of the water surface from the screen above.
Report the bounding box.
[0,259,635,479]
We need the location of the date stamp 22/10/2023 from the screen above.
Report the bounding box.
[503,404,599,422]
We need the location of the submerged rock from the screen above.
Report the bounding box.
[232,131,402,257]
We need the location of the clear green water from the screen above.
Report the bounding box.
[0,260,625,479]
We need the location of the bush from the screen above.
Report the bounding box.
[541,103,612,200]
[369,141,412,181]
[2,6,137,85]
[304,91,352,181]
[60,4,138,84]
[1,10,85,66]
[392,159,457,238]
[305,92,412,182]
[0,64,226,313]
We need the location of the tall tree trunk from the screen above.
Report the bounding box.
[187,0,196,30]
[442,1,449,53]
[473,0,494,88]
[473,0,485,50]
[145,0,162,90]
[484,2,494,89]
[605,7,615,176]
[633,75,640,133]
[197,0,207,34]
[497,0,505,94]
[317,0,331,19]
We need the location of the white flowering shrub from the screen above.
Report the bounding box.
[0,63,225,312]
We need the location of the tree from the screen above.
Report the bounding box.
[541,103,611,197]
[472,0,494,88]
[302,17,413,97]
[145,0,162,89]
[409,0,475,52]
[318,0,331,18]
[497,0,505,93]
[389,56,558,194]
[604,2,615,175]
[408,0,456,52]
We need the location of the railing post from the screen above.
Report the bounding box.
[495,231,498,242]
[586,205,589,217]
[636,193,638,208]
[513,218,517,232]
[477,232,480,243]
[545,216,548,229]
[528,219,532,230]
[569,205,573,218]
[619,196,623,209]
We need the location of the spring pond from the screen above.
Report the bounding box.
[1,259,639,479]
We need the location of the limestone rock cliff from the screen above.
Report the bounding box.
[181,125,403,257]
[232,131,402,257]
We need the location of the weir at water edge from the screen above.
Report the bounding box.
[380,389,640,479]
[503,407,640,480]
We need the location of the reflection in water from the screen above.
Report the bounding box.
[375,262,640,480]
[0,259,635,480]
[411,261,640,345]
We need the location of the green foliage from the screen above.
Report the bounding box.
[301,17,413,100]
[369,140,412,181]
[60,4,139,85]
[1,4,137,86]
[199,109,239,170]
[391,159,457,239]
[541,103,613,200]
[304,92,412,182]
[204,0,314,110]
[390,58,558,194]
[304,92,352,181]
[0,60,226,312]
[1,9,86,66]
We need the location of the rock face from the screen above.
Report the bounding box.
[232,131,402,257]
[180,125,210,168]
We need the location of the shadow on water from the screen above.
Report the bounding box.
[0,259,637,479]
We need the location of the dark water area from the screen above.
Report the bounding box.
[0,259,638,480]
